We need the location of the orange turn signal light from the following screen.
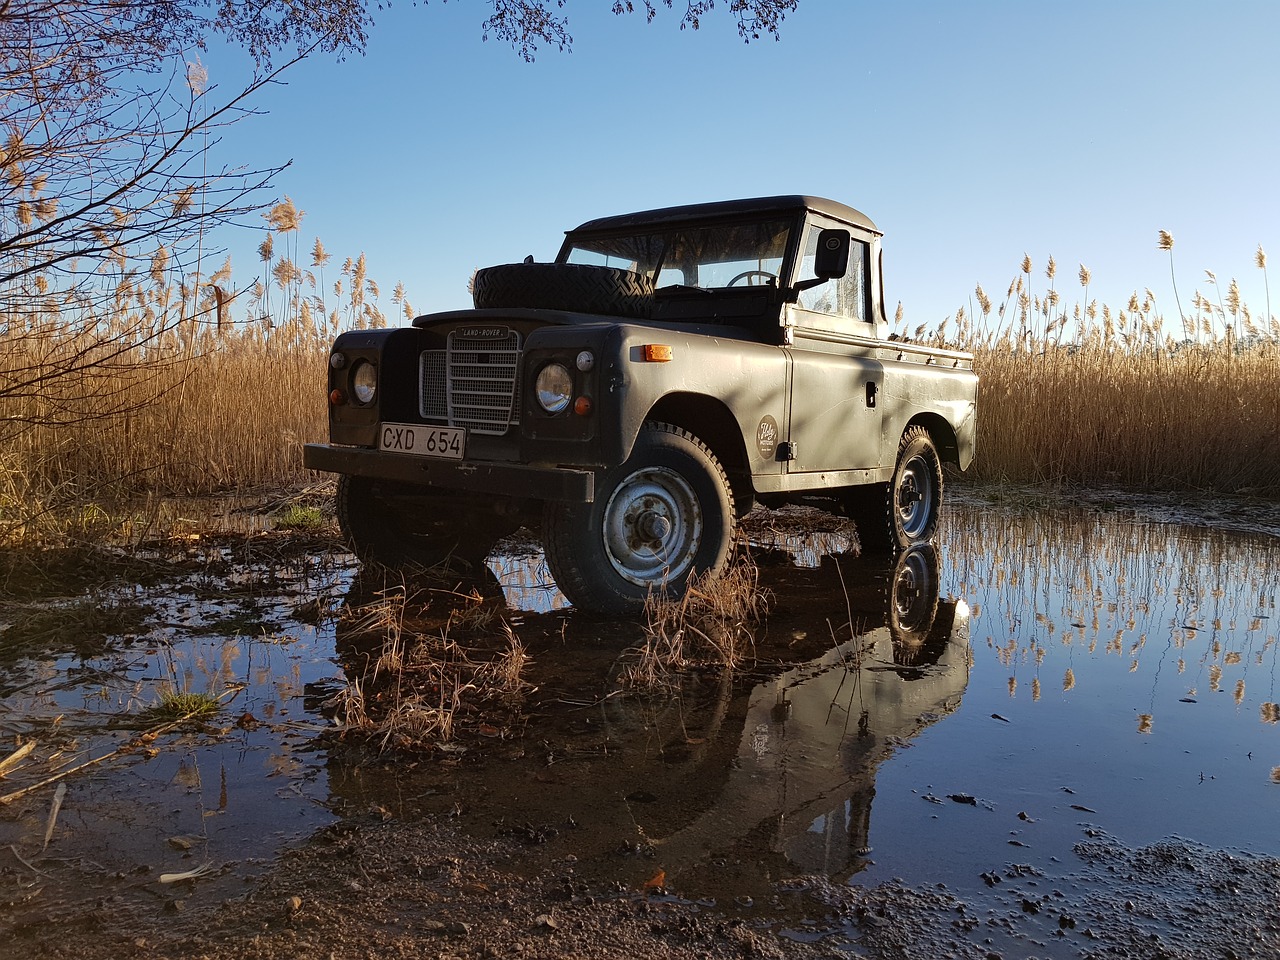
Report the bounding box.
[329,388,346,406]
[573,395,593,416]
[643,344,673,362]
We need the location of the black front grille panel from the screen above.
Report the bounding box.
[419,328,522,436]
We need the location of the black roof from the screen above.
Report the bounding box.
[567,195,881,237]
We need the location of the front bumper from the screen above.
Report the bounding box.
[303,443,596,503]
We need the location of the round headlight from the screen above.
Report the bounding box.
[351,360,377,405]
[535,363,573,414]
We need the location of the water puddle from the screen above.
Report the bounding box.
[2,497,1278,954]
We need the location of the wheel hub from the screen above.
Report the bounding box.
[637,509,672,543]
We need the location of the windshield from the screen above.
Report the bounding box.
[564,219,791,290]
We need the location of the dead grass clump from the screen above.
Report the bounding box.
[625,551,770,689]
[473,622,534,706]
[330,586,533,753]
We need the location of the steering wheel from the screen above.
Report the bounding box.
[726,269,778,287]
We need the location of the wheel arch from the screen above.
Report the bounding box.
[645,392,753,514]
[902,413,960,467]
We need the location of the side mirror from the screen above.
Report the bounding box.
[813,229,850,280]
[787,228,852,303]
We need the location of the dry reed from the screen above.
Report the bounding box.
[1,210,399,544]
[902,238,1279,497]
[624,551,771,689]
[4,220,1278,550]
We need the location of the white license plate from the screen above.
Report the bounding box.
[378,422,466,460]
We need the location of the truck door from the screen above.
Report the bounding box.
[784,226,884,475]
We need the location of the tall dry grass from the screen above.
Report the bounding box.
[899,238,1279,496]
[969,340,1279,493]
[1,199,415,542]
[3,219,1277,548]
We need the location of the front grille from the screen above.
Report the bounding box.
[419,328,522,435]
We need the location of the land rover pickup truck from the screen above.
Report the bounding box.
[303,196,977,613]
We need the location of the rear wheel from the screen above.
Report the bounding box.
[543,422,735,615]
[336,475,519,570]
[845,425,943,554]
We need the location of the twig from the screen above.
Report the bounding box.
[0,708,212,805]
[0,750,118,805]
[8,843,48,876]
[0,740,36,778]
[42,782,66,851]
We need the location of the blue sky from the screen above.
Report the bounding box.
[200,1,1280,334]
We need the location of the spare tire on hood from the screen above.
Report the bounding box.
[471,262,653,319]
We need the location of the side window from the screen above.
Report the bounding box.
[796,224,868,321]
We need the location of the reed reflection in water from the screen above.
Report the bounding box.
[943,505,1277,727]
[861,499,1280,890]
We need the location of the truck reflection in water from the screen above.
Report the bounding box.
[610,546,970,894]
[328,544,970,903]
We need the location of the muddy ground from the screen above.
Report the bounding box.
[3,484,1280,960]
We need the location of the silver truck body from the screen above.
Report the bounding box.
[304,196,977,613]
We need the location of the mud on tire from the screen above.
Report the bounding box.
[472,262,654,319]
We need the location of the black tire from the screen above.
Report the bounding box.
[542,422,735,615]
[471,262,654,319]
[845,425,943,554]
[336,475,518,570]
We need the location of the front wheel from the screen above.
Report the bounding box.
[845,425,943,554]
[542,422,736,615]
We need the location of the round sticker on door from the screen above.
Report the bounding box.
[756,416,779,460]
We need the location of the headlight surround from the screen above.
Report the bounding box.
[351,360,377,405]
[535,362,573,414]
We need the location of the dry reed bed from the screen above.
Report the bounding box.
[968,340,1280,494]
[3,239,1279,545]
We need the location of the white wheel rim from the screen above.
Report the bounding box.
[601,466,703,586]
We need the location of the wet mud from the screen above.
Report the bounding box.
[2,488,1280,958]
